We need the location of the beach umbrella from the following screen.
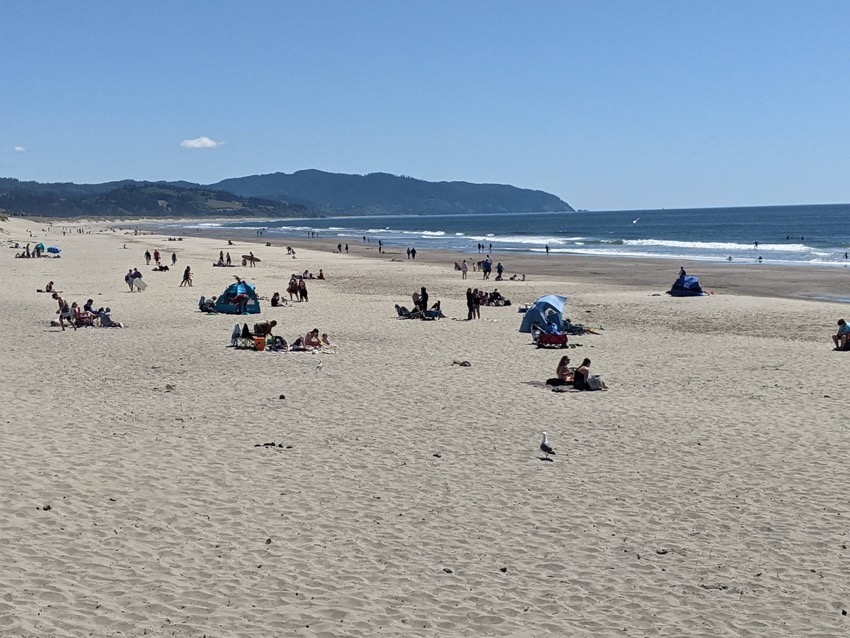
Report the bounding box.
[47,246,62,254]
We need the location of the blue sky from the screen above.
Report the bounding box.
[2,1,848,210]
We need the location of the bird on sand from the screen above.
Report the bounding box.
[316,360,324,372]
[540,432,556,459]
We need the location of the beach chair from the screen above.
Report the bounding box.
[231,323,255,349]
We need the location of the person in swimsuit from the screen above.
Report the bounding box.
[53,293,76,331]
[305,328,322,348]
[546,356,573,386]
[573,358,592,391]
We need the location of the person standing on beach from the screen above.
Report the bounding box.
[545,244,550,256]
[496,262,504,280]
[180,266,192,287]
[406,247,411,259]
[226,252,232,266]
[153,249,161,265]
[171,252,177,266]
[466,287,475,320]
[461,260,468,279]
[345,243,349,254]
[249,252,256,267]
[145,250,151,265]
[125,269,135,292]
[337,243,342,253]
[411,247,417,259]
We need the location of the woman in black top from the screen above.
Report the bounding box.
[573,358,591,391]
[419,287,429,313]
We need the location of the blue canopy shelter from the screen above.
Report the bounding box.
[519,295,568,333]
[667,275,707,297]
[214,281,261,314]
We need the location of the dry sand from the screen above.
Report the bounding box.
[1,216,849,637]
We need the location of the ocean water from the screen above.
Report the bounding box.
[169,203,850,266]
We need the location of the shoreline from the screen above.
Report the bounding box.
[142,220,850,303]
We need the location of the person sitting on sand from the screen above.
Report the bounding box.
[321,333,334,347]
[317,269,325,279]
[546,355,574,386]
[45,281,55,293]
[832,319,850,350]
[271,292,281,307]
[573,358,592,391]
[98,307,123,328]
[305,328,322,349]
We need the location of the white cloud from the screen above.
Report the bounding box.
[180,136,223,149]
[14,146,27,153]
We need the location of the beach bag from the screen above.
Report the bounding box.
[587,375,605,391]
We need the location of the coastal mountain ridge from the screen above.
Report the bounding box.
[0,170,572,218]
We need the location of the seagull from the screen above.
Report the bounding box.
[540,432,556,459]
[632,217,640,224]
[316,360,324,372]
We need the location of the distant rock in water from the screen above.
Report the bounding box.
[209,169,573,216]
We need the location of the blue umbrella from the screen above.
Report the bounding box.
[47,246,62,254]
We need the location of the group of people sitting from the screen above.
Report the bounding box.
[477,288,510,306]
[50,293,123,330]
[300,269,325,279]
[16,243,44,258]
[232,322,335,352]
[396,287,445,320]
[545,356,606,391]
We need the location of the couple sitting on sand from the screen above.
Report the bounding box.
[545,356,607,391]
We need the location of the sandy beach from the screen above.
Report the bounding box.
[1,216,849,637]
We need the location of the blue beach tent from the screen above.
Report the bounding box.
[519,295,568,333]
[667,275,707,297]
[214,281,261,314]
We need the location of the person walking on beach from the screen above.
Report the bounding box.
[171,252,177,266]
[180,266,192,287]
[411,247,417,259]
[249,252,256,267]
[153,249,161,265]
[461,259,468,279]
[406,247,411,259]
[53,293,76,331]
[345,243,349,254]
[545,244,550,256]
[495,262,504,280]
[226,252,232,266]
[125,269,135,292]
[145,250,151,265]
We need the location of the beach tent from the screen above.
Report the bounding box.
[214,281,261,314]
[667,275,707,297]
[46,246,62,254]
[519,294,568,333]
